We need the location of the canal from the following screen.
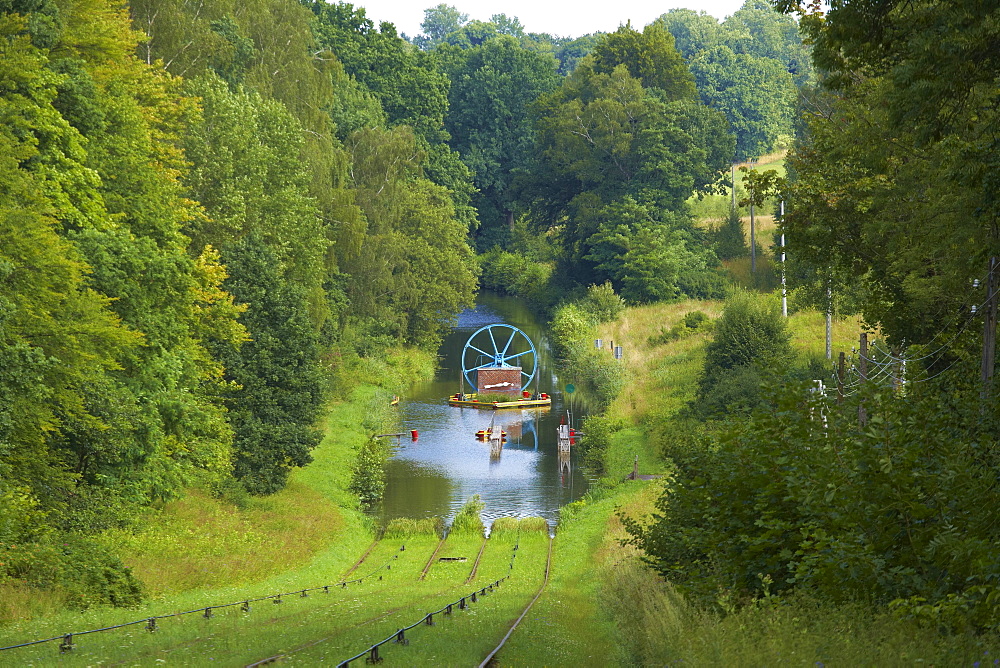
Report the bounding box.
[378,292,592,529]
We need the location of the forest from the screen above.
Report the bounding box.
[2,0,999,661]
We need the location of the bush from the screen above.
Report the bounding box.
[450,494,486,536]
[478,248,556,309]
[677,266,730,299]
[580,282,625,323]
[649,311,713,346]
[628,378,1000,630]
[0,535,144,610]
[694,290,791,417]
[549,302,626,408]
[579,414,629,472]
[349,437,389,506]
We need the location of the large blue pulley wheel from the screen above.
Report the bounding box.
[461,324,538,392]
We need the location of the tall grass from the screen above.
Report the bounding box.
[102,485,339,598]
[599,485,1000,665]
[382,517,444,539]
[488,516,549,542]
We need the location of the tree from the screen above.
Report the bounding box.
[342,125,477,345]
[722,0,813,86]
[526,52,732,284]
[738,167,785,272]
[654,9,721,59]
[689,46,796,159]
[438,35,560,249]
[591,22,697,101]
[584,198,708,303]
[770,0,1000,347]
[413,3,468,48]
[218,235,322,495]
[307,1,451,143]
[182,74,330,323]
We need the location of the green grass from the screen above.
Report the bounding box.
[497,490,629,666]
[383,517,444,540]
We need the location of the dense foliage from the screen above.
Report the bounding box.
[625,0,1000,637]
[631,376,1000,629]
[522,24,733,300]
[0,0,478,608]
[0,0,814,614]
[657,2,808,159]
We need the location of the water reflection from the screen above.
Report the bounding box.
[379,293,591,527]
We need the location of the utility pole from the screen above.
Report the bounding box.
[780,199,787,318]
[731,162,736,210]
[825,279,832,359]
[750,202,756,274]
[982,256,998,397]
[858,332,868,428]
[837,351,845,405]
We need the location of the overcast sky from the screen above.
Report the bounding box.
[353,1,751,39]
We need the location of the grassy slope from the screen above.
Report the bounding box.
[502,295,970,666]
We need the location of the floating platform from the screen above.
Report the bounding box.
[448,393,551,410]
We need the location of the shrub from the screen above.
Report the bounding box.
[628,378,1000,630]
[349,437,389,506]
[579,414,630,472]
[0,535,144,610]
[694,290,791,416]
[479,248,556,309]
[450,494,486,536]
[649,310,713,346]
[580,282,625,323]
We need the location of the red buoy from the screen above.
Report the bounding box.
[410,429,418,440]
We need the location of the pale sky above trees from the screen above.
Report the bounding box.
[354,1,749,38]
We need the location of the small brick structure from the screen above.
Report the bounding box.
[477,367,522,396]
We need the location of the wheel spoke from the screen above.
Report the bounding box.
[470,360,500,372]
[500,329,516,357]
[468,344,492,359]
[488,328,499,356]
[502,350,532,363]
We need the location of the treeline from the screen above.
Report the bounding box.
[629,1,1000,633]
[0,0,811,609]
[431,2,807,301]
[0,0,483,607]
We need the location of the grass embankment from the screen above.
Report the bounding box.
[0,349,434,661]
[513,298,996,664]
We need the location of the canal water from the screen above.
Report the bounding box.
[379,292,592,528]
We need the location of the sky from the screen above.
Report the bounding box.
[353,0,752,39]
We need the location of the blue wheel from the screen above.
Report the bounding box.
[461,324,538,392]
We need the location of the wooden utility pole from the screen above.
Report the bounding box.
[837,351,845,405]
[825,280,833,359]
[858,332,868,428]
[982,256,998,395]
[780,200,787,317]
[731,162,737,210]
[750,203,756,274]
